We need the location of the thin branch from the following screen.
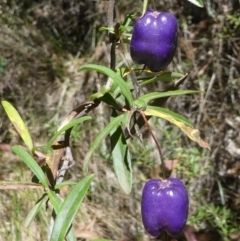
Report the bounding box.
[0,182,43,190]
[110,41,116,70]
[138,110,167,179]
[107,0,115,30]
[50,99,101,185]
[47,99,100,240]
[108,0,116,71]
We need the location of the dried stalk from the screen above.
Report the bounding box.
[47,100,100,240]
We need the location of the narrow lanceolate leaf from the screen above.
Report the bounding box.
[2,101,33,150]
[49,175,94,241]
[24,194,47,228]
[140,72,185,86]
[78,64,133,107]
[110,113,132,194]
[147,106,193,127]
[91,86,120,110]
[187,0,204,7]
[122,12,136,30]
[47,190,76,241]
[12,145,49,187]
[83,114,123,172]
[47,116,92,146]
[54,181,77,190]
[139,90,202,104]
[144,106,210,150]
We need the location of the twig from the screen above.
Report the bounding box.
[108,0,116,71]
[138,110,167,179]
[47,99,100,240]
[107,0,115,30]
[0,182,43,190]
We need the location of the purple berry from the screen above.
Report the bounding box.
[130,9,178,72]
[141,178,189,237]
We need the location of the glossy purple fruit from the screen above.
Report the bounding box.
[130,9,178,72]
[141,178,189,237]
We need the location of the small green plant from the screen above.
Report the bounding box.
[170,145,238,241]
[226,12,240,30]
[189,202,239,241]
[1,0,208,240]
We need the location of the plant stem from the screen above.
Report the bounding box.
[138,110,167,179]
[107,0,116,70]
[107,0,115,29]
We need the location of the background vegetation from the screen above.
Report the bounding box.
[0,0,240,240]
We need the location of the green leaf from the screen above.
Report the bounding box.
[78,64,133,107]
[2,101,33,150]
[132,98,147,111]
[110,112,132,195]
[99,26,114,32]
[24,194,47,228]
[90,87,106,100]
[49,175,94,241]
[100,92,121,109]
[119,71,184,90]
[146,105,193,127]
[54,181,77,190]
[187,0,204,7]
[139,90,202,103]
[12,145,49,188]
[119,13,136,36]
[83,114,123,172]
[47,190,76,241]
[66,230,77,241]
[140,72,185,86]
[47,116,92,146]
[144,106,210,149]
[91,86,120,110]
[48,190,62,211]
[121,13,136,30]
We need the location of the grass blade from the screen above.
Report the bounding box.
[24,194,47,228]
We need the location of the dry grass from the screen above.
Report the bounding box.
[0,0,240,240]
